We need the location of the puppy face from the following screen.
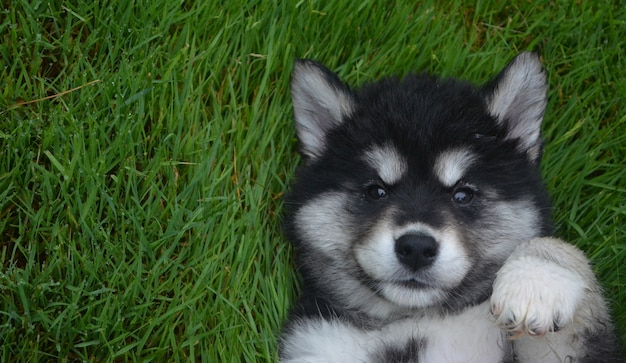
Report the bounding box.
[285,53,552,312]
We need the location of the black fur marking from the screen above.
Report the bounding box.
[372,338,424,363]
[579,324,624,362]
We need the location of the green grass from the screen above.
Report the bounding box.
[0,0,624,360]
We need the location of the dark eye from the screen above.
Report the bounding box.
[452,185,475,205]
[366,184,388,200]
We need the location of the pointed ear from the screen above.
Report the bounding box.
[291,59,355,159]
[483,52,547,162]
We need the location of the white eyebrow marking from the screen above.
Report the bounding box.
[434,148,476,187]
[364,144,407,184]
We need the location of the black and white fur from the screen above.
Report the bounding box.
[280,53,621,362]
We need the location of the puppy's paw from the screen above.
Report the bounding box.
[490,256,585,338]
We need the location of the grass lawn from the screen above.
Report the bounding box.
[1,0,624,361]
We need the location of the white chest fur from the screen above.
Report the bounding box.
[414,302,506,362]
[281,301,507,363]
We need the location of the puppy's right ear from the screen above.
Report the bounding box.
[291,60,355,160]
[482,52,547,163]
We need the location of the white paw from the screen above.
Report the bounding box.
[490,256,585,338]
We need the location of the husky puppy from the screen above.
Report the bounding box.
[279,53,621,362]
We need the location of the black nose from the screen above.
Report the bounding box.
[394,233,438,271]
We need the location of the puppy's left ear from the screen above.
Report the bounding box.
[483,52,547,163]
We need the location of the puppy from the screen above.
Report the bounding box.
[279,53,621,362]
